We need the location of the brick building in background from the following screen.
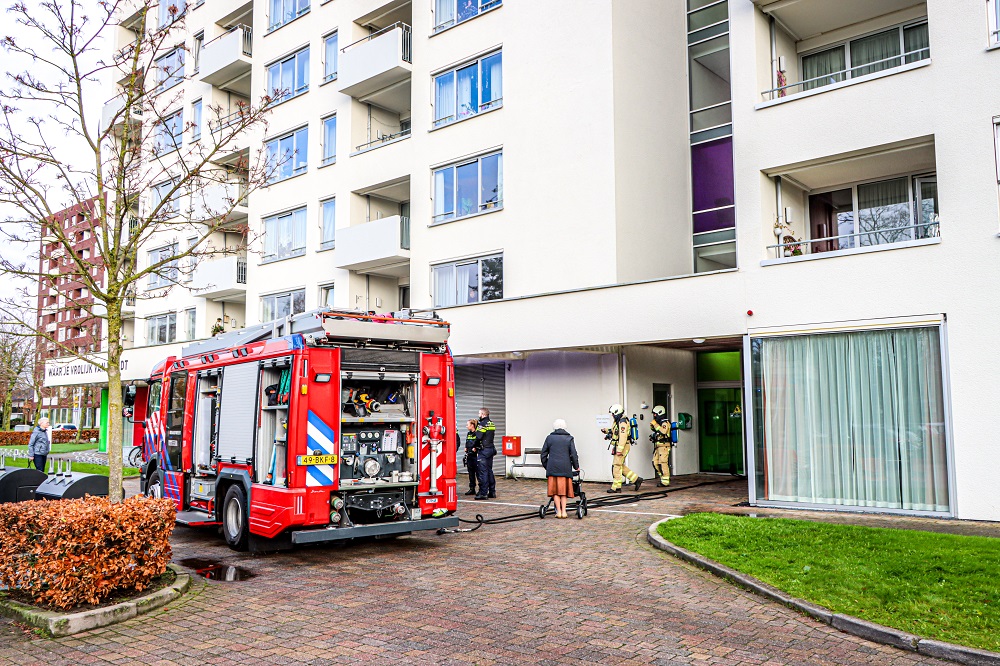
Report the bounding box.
[34,196,106,427]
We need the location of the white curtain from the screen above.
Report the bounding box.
[850,29,901,76]
[456,64,477,119]
[434,72,455,124]
[324,33,338,79]
[433,168,454,220]
[321,199,336,245]
[323,116,336,163]
[756,327,949,512]
[482,52,502,107]
[904,23,929,63]
[802,46,845,90]
[435,0,455,29]
[456,262,479,305]
[291,208,306,252]
[432,265,456,307]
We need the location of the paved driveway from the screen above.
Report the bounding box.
[0,478,950,665]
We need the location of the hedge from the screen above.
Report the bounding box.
[0,429,100,446]
[0,496,175,609]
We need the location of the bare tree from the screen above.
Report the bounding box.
[0,0,280,500]
[0,320,34,430]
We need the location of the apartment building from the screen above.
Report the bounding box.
[46,0,1000,521]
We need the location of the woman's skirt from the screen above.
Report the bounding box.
[547,475,575,498]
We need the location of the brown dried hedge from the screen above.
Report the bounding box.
[0,496,176,609]
[0,429,100,446]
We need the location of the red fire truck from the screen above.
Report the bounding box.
[125,309,459,550]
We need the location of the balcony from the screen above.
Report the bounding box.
[199,25,253,96]
[191,255,248,301]
[338,23,412,113]
[334,216,410,277]
[198,181,249,228]
[99,96,142,136]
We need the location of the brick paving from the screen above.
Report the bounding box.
[0,475,975,665]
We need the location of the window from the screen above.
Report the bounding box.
[269,0,309,31]
[147,312,177,344]
[183,236,197,282]
[323,32,338,81]
[267,47,310,102]
[151,180,180,218]
[148,244,179,288]
[804,173,939,255]
[184,308,196,340]
[991,0,1000,45]
[192,32,203,73]
[266,126,308,182]
[433,152,502,223]
[750,326,949,513]
[261,289,305,321]
[191,99,202,141]
[801,21,929,92]
[263,207,307,262]
[154,109,183,154]
[321,115,337,165]
[320,284,335,309]
[155,48,185,93]
[158,0,186,28]
[433,51,502,127]
[434,0,501,33]
[432,254,503,307]
[320,198,336,250]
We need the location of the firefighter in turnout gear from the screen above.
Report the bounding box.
[650,405,673,487]
[603,404,642,493]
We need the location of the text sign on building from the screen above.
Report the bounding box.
[43,354,128,387]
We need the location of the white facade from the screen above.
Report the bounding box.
[94,0,1000,521]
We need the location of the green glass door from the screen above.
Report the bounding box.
[698,387,744,474]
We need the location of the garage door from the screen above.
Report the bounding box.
[455,362,506,476]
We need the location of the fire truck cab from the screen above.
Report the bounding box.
[128,309,459,550]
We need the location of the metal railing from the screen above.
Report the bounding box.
[236,257,248,284]
[203,24,253,58]
[354,127,411,153]
[766,220,940,258]
[761,47,930,100]
[400,216,410,250]
[341,22,412,64]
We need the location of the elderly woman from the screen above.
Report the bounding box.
[540,419,579,519]
[28,417,51,472]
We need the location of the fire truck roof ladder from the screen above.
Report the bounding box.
[182,308,449,357]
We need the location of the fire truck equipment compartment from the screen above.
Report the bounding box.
[33,473,116,500]
[217,360,260,463]
[0,465,46,503]
[290,515,459,544]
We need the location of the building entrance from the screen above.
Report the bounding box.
[696,351,744,475]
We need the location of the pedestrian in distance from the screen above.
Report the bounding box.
[28,417,51,473]
[463,418,480,496]
[540,419,579,519]
[473,407,497,500]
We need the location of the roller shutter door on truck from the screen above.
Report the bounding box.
[455,362,506,477]
[216,361,260,463]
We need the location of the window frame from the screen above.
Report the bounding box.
[321,114,337,166]
[990,0,1000,46]
[158,0,187,29]
[261,288,306,321]
[323,31,338,82]
[266,46,311,103]
[268,0,310,32]
[151,180,180,218]
[192,31,204,74]
[155,47,185,94]
[433,0,502,34]
[432,151,503,224]
[319,197,336,250]
[431,253,503,308]
[146,312,178,345]
[184,307,197,340]
[148,243,179,289]
[262,206,308,263]
[265,125,309,182]
[319,283,335,309]
[432,50,503,128]
[191,98,202,141]
[154,108,183,155]
[798,19,930,92]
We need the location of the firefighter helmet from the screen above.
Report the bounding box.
[652,405,666,417]
[609,404,624,418]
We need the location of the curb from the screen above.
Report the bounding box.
[646,520,1000,666]
[0,564,191,637]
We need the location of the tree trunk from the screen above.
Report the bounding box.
[1,393,11,431]
[106,305,124,502]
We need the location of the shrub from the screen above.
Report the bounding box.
[0,429,100,446]
[0,496,176,609]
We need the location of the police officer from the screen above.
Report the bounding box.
[473,407,497,500]
[604,404,642,493]
[650,405,673,487]
[463,418,481,496]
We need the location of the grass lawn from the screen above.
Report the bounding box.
[0,442,98,454]
[1,455,139,478]
[658,513,1000,652]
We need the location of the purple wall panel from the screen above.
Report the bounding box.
[691,137,735,217]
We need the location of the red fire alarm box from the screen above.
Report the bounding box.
[502,436,521,457]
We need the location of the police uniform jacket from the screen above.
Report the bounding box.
[475,417,496,451]
[540,429,579,478]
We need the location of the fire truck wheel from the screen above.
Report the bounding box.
[222,485,250,551]
[145,470,163,499]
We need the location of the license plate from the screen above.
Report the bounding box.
[297,454,338,466]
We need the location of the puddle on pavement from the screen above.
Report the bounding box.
[178,557,255,581]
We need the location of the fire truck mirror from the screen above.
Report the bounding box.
[123,385,137,407]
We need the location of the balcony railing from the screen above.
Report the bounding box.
[205,23,253,57]
[354,127,411,154]
[400,216,410,250]
[761,47,930,101]
[767,219,940,258]
[236,257,247,284]
[342,22,412,64]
